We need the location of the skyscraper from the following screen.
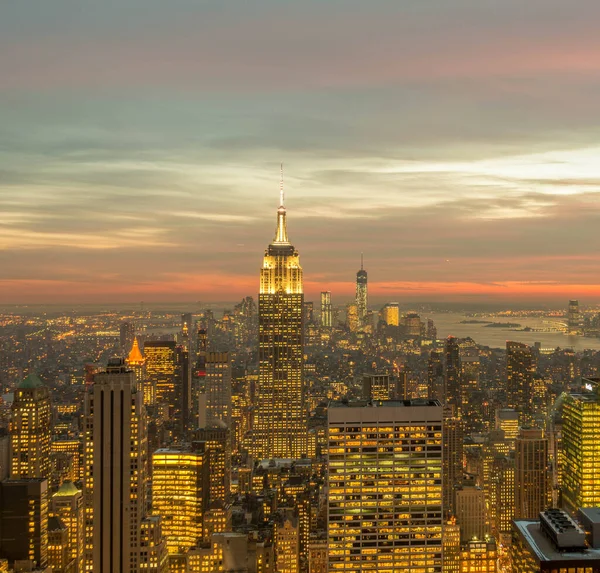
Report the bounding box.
[515,428,550,519]
[355,254,368,330]
[445,336,461,411]
[83,358,148,573]
[181,313,193,351]
[382,302,400,327]
[506,341,536,420]
[328,399,443,572]
[320,291,332,328]
[443,404,464,519]
[568,299,582,334]
[251,182,307,460]
[119,321,135,354]
[561,390,600,512]
[126,336,146,401]
[10,373,51,480]
[152,444,208,555]
[205,352,232,428]
[144,341,177,409]
[50,481,84,573]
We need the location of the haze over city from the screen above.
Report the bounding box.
[2,0,600,304]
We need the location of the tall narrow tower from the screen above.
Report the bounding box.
[251,172,307,459]
[355,254,368,329]
[83,358,148,572]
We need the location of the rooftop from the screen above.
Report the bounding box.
[330,398,442,408]
[514,520,600,563]
[18,373,44,389]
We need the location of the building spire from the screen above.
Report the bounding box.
[273,165,289,244]
[280,163,284,208]
[361,252,364,271]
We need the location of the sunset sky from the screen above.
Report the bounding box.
[1,0,600,304]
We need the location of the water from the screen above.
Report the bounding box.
[424,312,600,351]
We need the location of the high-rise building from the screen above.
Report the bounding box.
[126,336,146,400]
[139,516,169,573]
[50,481,84,572]
[328,399,443,572]
[144,341,177,409]
[445,336,461,411]
[346,302,359,332]
[10,373,51,480]
[48,515,73,573]
[205,352,232,428]
[355,255,368,330]
[568,299,582,334]
[83,358,148,573]
[562,390,600,512]
[495,408,520,449]
[119,321,135,354]
[0,478,49,569]
[152,444,208,555]
[428,350,444,400]
[488,455,515,544]
[320,291,332,328]
[382,302,400,327]
[194,427,231,503]
[443,519,461,573]
[362,373,403,400]
[251,186,307,460]
[506,341,536,421]
[515,428,550,519]
[443,404,464,519]
[455,484,486,542]
[275,510,299,573]
[181,313,193,352]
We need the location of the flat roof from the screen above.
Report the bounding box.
[330,399,442,408]
[514,520,600,563]
[580,507,600,525]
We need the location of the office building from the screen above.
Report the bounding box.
[512,508,600,572]
[194,426,231,503]
[205,352,232,428]
[181,313,193,352]
[445,337,461,411]
[10,374,51,480]
[151,444,208,554]
[355,255,368,330]
[48,515,73,573]
[251,186,307,460]
[119,321,135,354]
[50,481,83,573]
[0,478,48,569]
[568,300,582,334]
[139,516,169,573]
[83,359,148,573]
[144,341,177,409]
[320,291,332,328]
[328,399,443,572]
[495,408,520,449]
[428,350,444,400]
[459,537,497,573]
[455,485,486,543]
[346,302,359,332]
[362,373,403,401]
[515,428,550,519]
[382,302,400,327]
[562,390,600,512]
[275,510,299,573]
[506,342,536,421]
[443,520,461,573]
[443,405,464,519]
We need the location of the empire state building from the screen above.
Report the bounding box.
[251,182,307,460]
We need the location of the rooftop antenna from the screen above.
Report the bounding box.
[280,163,284,207]
[361,252,364,270]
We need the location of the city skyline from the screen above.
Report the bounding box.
[2,1,600,304]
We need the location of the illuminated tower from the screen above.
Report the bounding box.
[252,173,307,460]
[144,341,177,409]
[181,313,192,351]
[320,291,332,328]
[355,254,368,330]
[151,444,208,555]
[515,428,550,519]
[328,399,443,572]
[126,336,146,401]
[382,302,400,326]
[506,341,536,422]
[443,404,464,519]
[83,358,148,573]
[561,390,600,512]
[10,373,51,480]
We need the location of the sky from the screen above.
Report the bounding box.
[1,0,600,305]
